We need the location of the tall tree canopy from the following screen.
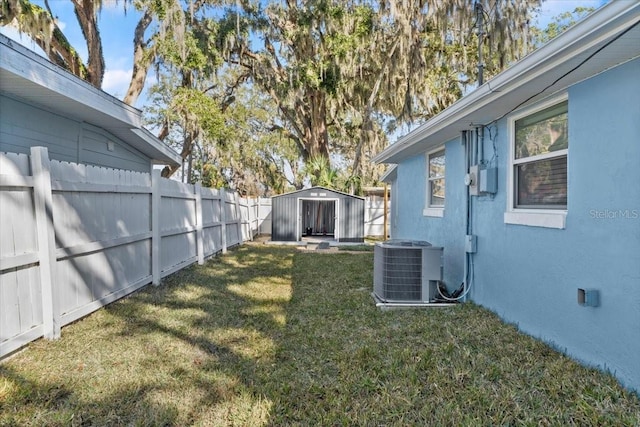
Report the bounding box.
[218,0,540,189]
[2,0,544,194]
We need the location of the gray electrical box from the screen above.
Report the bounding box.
[479,166,497,194]
[465,235,477,253]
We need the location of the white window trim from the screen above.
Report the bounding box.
[505,94,568,229]
[424,146,445,217]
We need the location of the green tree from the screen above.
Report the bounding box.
[3,0,544,189]
[1,0,103,86]
[217,0,540,187]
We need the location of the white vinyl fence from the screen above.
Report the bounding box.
[257,197,272,235]
[0,147,260,358]
[364,195,387,237]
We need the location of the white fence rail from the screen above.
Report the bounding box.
[0,147,259,357]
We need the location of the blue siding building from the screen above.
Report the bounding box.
[374,2,640,392]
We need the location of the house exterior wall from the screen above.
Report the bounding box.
[390,58,640,391]
[1,95,151,173]
[392,138,466,291]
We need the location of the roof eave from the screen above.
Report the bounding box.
[0,34,180,167]
[273,186,365,199]
[380,165,397,183]
[130,128,182,166]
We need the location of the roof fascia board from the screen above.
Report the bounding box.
[374,1,640,164]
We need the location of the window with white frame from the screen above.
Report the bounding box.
[513,100,568,210]
[427,148,445,209]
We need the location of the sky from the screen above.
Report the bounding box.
[1,0,609,110]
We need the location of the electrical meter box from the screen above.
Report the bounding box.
[479,166,497,194]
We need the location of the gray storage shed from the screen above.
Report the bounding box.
[271,186,365,242]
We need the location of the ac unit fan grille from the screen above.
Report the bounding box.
[380,248,422,300]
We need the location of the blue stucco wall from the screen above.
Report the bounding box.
[390,58,640,391]
[392,138,466,292]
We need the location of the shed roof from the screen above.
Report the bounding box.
[374,1,640,164]
[272,186,365,200]
[0,34,181,167]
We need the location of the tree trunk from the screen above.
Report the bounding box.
[301,89,330,161]
[123,9,153,105]
[161,128,198,178]
[71,0,104,88]
[40,28,87,80]
[1,1,88,82]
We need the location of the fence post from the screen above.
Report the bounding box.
[247,197,254,241]
[257,198,263,234]
[253,197,259,238]
[151,169,161,285]
[234,193,242,243]
[220,188,227,254]
[195,183,204,265]
[30,147,60,340]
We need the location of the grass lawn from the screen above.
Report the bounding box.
[1,243,639,426]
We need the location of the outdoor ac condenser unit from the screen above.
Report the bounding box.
[373,240,443,303]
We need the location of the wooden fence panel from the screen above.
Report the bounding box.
[238,198,249,241]
[0,177,37,258]
[201,189,221,223]
[0,267,43,355]
[159,178,198,275]
[224,192,241,247]
[0,152,45,355]
[202,226,223,257]
[160,233,197,277]
[49,161,154,326]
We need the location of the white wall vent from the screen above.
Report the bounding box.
[373,240,443,303]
